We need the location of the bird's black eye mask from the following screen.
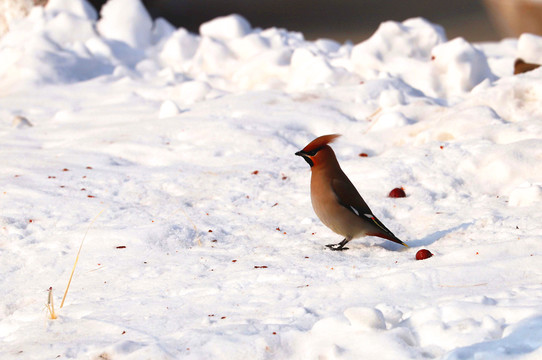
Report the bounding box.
[295,147,323,167]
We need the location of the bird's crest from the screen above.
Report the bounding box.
[301,134,341,153]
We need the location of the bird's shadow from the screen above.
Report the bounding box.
[405,222,474,248]
[323,222,474,252]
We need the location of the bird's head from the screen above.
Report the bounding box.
[295,134,341,168]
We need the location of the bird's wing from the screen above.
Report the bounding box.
[331,178,407,246]
[331,177,372,217]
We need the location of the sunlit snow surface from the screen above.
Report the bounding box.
[1,0,542,359]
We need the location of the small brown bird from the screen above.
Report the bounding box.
[296,134,408,250]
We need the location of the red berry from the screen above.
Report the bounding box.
[389,187,406,198]
[416,249,433,260]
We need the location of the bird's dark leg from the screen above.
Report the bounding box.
[326,238,349,251]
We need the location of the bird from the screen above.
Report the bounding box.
[295,134,408,251]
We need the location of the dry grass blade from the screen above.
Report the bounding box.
[60,209,106,309]
[46,287,57,319]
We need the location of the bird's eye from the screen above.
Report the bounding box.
[305,147,322,156]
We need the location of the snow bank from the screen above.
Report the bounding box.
[0,1,501,96]
[1,1,542,359]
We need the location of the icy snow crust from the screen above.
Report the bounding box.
[1,0,542,359]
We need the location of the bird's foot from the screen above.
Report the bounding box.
[326,243,349,251]
[326,238,350,251]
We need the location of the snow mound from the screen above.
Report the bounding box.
[47,0,97,20]
[509,183,542,207]
[517,33,542,64]
[344,307,386,330]
[199,14,252,41]
[431,37,496,97]
[97,0,153,49]
[158,100,182,118]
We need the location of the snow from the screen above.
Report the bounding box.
[517,33,542,64]
[199,14,252,41]
[97,0,152,49]
[1,0,542,359]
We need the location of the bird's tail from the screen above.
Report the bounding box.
[367,215,408,247]
[373,232,409,247]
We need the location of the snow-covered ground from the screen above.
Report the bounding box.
[1,0,542,358]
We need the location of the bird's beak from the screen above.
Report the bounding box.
[295,150,314,167]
